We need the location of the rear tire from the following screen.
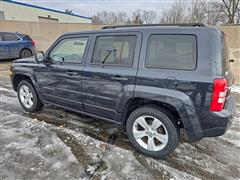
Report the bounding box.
[20,49,32,58]
[17,80,43,112]
[126,106,179,158]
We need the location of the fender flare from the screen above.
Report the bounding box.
[12,70,43,101]
[124,85,204,142]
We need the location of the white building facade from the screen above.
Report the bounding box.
[0,0,92,23]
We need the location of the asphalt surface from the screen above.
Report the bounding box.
[0,59,240,180]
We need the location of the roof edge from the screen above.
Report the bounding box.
[2,0,92,20]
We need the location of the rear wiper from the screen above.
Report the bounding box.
[101,49,117,64]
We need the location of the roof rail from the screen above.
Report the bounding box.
[102,23,206,29]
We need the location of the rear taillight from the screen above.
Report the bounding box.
[210,78,228,112]
[32,40,36,46]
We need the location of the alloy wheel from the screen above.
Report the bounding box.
[19,85,33,108]
[132,115,169,151]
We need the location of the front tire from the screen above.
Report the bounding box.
[126,106,179,158]
[17,80,43,112]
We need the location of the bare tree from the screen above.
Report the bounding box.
[142,10,157,24]
[132,14,143,24]
[131,10,143,24]
[92,0,240,25]
[132,9,157,24]
[92,11,128,24]
[188,0,207,23]
[115,12,128,24]
[221,0,240,23]
[205,2,226,25]
[159,0,187,23]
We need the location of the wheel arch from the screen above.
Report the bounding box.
[12,73,37,91]
[121,97,181,128]
[121,87,204,142]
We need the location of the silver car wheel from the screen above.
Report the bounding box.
[19,85,33,108]
[132,115,169,151]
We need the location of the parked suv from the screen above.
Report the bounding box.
[10,24,235,158]
[0,32,36,60]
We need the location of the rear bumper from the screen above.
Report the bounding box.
[201,95,235,138]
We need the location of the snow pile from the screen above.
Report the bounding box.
[231,85,240,94]
[0,110,83,179]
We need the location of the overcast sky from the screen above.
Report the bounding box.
[17,0,180,17]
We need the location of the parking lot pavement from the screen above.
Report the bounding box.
[1,60,240,179]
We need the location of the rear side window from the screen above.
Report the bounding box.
[2,34,20,41]
[146,35,197,70]
[92,35,137,66]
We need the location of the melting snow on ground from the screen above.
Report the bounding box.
[1,81,240,179]
[232,85,240,94]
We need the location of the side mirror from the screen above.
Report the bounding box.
[35,51,44,62]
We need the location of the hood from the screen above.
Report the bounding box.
[13,57,37,64]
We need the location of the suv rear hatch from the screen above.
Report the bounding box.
[17,34,35,46]
[210,32,234,112]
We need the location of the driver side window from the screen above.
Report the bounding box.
[50,37,88,64]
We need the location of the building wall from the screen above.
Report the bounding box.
[0,20,102,50]
[219,26,240,85]
[0,20,239,85]
[0,1,91,23]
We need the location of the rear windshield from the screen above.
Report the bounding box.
[18,34,32,41]
[221,33,230,71]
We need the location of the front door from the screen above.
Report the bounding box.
[36,36,89,111]
[82,33,141,122]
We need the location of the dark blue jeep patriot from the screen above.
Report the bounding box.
[10,24,236,158]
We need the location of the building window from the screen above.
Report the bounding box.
[0,11,5,20]
[38,16,59,23]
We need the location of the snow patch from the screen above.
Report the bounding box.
[231,85,240,94]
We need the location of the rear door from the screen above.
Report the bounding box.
[36,35,90,111]
[82,32,141,122]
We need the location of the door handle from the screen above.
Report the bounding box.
[111,75,128,81]
[66,71,78,76]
